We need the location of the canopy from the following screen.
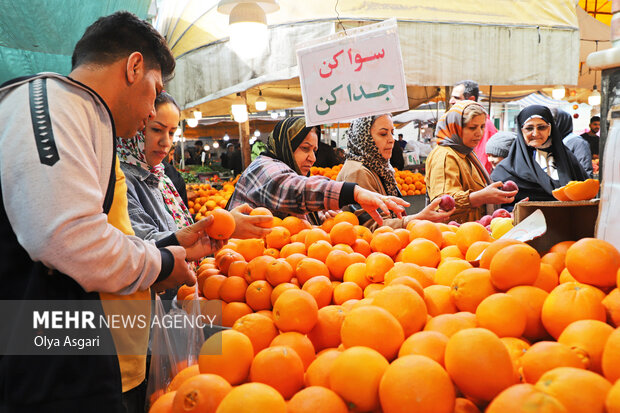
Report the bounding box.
[158,0,581,118]
[0,1,152,84]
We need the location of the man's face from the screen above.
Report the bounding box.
[117,68,163,138]
[590,121,600,134]
[449,84,466,106]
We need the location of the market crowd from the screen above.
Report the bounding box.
[0,10,598,413]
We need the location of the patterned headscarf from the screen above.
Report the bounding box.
[263,116,322,225]
[117,131,193,229]
[344,115,401,197]
[435,100,492,185]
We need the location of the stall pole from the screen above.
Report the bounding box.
[239,91,252,169]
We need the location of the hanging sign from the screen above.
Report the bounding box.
[296,19,408,127]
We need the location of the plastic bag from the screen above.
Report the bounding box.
[145,287,206,409]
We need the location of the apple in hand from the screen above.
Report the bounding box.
[438,195,455,211]
[448,221,461,227]
[492,208,511,219]
[502,180,519,192]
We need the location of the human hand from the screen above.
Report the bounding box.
[175,216,225,261]
[470,182,517,206]
[353,186,409,226]
[410,196,455,223]
[319,210,340,221]
[152,246,196,292]
[230,203,273,239]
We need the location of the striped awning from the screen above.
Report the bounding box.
[513,92,567,108]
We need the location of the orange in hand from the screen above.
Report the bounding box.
[207,209,236,240]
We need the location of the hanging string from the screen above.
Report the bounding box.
[335,0,347,35]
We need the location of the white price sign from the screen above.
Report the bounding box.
[296,19,408,127]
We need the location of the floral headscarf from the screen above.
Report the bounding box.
[344,115,401,197]
[435,100,492,185]
[117,131,193,229]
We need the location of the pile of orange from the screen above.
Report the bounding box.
[395,169,426,196]
[310,164,343,180]
[150,210,620,413]
[187,182,236,221]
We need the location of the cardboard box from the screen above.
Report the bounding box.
[514,200,599,253]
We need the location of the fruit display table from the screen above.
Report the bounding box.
[402,195,427,216]
[514,200,599,253]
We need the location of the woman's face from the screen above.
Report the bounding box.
[462,114,487,148]
[370,115,395,160]
[293,129,318,175]
[144,103,180,167]
[521,117,551,148]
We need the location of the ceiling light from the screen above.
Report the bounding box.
[552,85,565,100]
[186,118,198,128]
[231,93,248,123]
[254,129,261,137]
[270,111,278,119]
[223,134,230,141]
[588,86,601,106]
[193,111,203,119]
[255,90,267,111]
[213,142,220,148]
[204,145,210,151]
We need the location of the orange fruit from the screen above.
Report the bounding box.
[365,282,385,297]
[331,243,354,253]
[150,391,176,413]
[354,225,373,243]
[385,262,433,288]
[475,293,527,338]
[282,216,306,235]
[450,268,497,313]
[221,302,253,327]
[603,288,620,327]
[304,349,340,388]
[372,284,427,337]
[541,252,566,275]
[202,275,226,300]
[215,382,286,413]
[388,276,424,298]
[265,258,294,286]
[557,319,614,374]
[218,276,248,303]
[330,221,357,246]
[444,328,516,402]
[602,327,620,382]
[324,249,351,280]
[304,228,331,250]
[177,284,197,301]
[306,240,332,263]
[365,252,394,283]
[168,364,200,392]
[270,332,315,371]
[408,220,443,247]
[423,312,477,338]
[435,259,473,286]
[541,282,606,339]
[301,275,333,308]
[393,228,411,249]
[455,222,492,254]
[328,346,389,412]
[379,355,456,413]
[490,243,541,291]
[465,241,490,262]
[370,231,403,257]
[272,289,318,333]
[607,380,620,413]
[534,263,560,293]
[245,280,273,311]
[263,248,279,259]
[332,281,363,305]
[565,238,620,288]
[401,238,441,268]
[440,245,465,261]
[235,238,265,262]
[352,238,372,256]
[549,240,576,255]
[171,374,231,413]
[520,341,586,384]
[559,267,577,283]
[340,305,404,360]
[501,337,530,374]
[207,209,236,239]
[270,282,299,306]
[441,231,458,248]
[287,386,347,413]
[506,285,549,341]
[265,226,291,249]
[534,367,612,413]
[453,398,481,413]
[295,257,330,285]
[215,250,245,276]
[249,207,274,228]
[424,285,458,316]
[226,260,247,279]
[486,383,567,413]
[232,313,278,355]
[478,238,521,269]
[321,217,335,233]
[342,262,370,289]
[398,331,449,366]
[245,255,276,283]
[334,211,359,225]
[250,346,304,399]
[306,305,346,352]
[280,242,306,258]
[198,330,253,385]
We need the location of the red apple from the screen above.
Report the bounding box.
[438,194,455,211]
[502,180,519,192]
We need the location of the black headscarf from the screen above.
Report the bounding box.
[263,116,322,225]
[491,105,588,202]
[553,109,574,139]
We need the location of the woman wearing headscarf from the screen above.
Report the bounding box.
[227,116,408,226]
[551,107,593,177]
[426,101,517,223]
[336,114,454,228]
[491,105,589,203]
